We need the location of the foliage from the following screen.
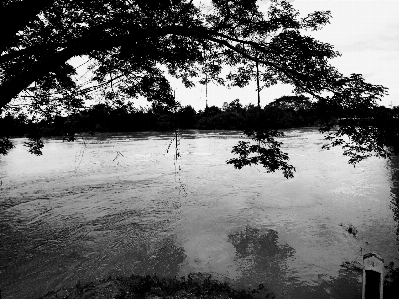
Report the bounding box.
[0,137,14,156]
[320,105,399,165]
[0,97,322,137]
[0,0,395,177]
[3,99,397,170]
[227,129,295,179]
[23,132,45,155]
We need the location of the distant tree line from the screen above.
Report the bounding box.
[1,96,398,139]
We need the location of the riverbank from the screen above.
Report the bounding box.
[36,273,274,299]
[33,268,399,299]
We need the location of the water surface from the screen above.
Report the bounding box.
[0,129,398,298]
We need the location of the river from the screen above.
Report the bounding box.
[0,128,398,299]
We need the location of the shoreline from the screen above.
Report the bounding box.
[36,273,274,299]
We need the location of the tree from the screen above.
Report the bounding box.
[225,99,244,114]
[263,95,315,128]
[0,0,393,177]
[268,95,312,111]
[178,105,197,129]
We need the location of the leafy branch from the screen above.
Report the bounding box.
[227,129,295,179]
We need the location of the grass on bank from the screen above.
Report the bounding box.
[37,273,275,299]
[35,269,399,299]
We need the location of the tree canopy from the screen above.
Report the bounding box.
[0,0,396,177]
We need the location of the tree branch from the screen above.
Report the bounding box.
[0,23,329,109]
[0,0,55,54]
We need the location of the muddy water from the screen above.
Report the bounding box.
[0,129,398,299]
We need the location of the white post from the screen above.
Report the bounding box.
[362,253,384,299]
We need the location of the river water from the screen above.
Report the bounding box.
[0,129,398,299]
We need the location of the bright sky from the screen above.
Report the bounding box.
[71,0,399,111]
[162,0,399,111]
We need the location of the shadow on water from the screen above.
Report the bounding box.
[309,268,361,299]
[227,226,294,297]
[228,227,295,271]
[227,226,363,299]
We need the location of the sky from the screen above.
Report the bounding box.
[70,0,399,111]
[159,0,399,111]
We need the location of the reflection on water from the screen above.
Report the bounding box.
[229,227,295,266]
[0,129,398,299]
[228,227,295,296]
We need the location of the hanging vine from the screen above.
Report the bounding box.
[165,91,187,195]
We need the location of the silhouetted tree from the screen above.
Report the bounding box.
[177,105,197,129]
[0,0,394,177]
